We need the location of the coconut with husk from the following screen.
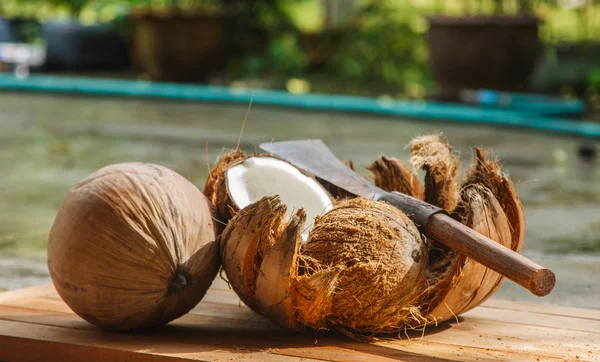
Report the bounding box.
[367,134,524,326]
[209,133,524,337]
[206,150,428,338]
[48,163,220,330]
[219,195,427,338]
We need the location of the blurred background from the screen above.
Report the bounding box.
[0,0,599,309]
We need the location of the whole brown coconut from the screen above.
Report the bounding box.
[219,195,428,338]
[48,163,220,330]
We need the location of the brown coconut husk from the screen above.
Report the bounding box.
[203,150,247,223]
[48,163,220,330]
[219,195,304,329]
[368,135,524,327]
[366,155,425,200]
[219,196,428,338]
[293,198,427,337]
[422,185,512,323]
[216,134,525,335]
[464,147,525,251]
[409,134,460,212]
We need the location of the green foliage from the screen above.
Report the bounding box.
[327,1,430,88]
[266,32,308,73]
[590,67,600,91]
[9,0,99,18]
[2,0,599,94]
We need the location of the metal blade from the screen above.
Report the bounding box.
[259,139,378,199]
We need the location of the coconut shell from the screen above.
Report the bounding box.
[217,135,526,336]
[220,196,428,337]
[48,163,220,330]
[416,148,526,325]
[203,150,247,223]
[254,208,305,329]
[293,198,428,337]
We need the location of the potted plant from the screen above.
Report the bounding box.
[427,0,543,99]
[15,0,131,70]
[126,0,239,82]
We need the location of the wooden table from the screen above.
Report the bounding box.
[0,278,598,362]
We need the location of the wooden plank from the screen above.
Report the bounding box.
[34,283,600,334]
[484,299,600,321]
[2,303,597,362]
[2,295,73,314]
[5,300,599,352]
[273,337,575,362]
[1,284,598,362]
[42,279,600,323]
[0,284,54,304]
[399,320,599,361]
[0,309,562,362]
[464,305,600,333]
[0,319,321,362]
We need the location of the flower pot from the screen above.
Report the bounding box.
[131,10,232,82]
[42,21,129,70]
[299,29,344,70]
[427,16,541,98]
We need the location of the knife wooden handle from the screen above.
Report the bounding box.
[377,190,555,297]
[427,213,555,296]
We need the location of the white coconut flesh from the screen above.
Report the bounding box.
[227,157,334,238]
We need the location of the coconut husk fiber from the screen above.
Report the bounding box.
[367,134,525,326]
[214,133,525,337]
[203,149,247,224]
[219,196,428,339]
[365,156,424,200]
[294,198,428,337]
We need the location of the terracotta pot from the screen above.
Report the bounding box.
[131,10,232,82]
[427,16,541,98]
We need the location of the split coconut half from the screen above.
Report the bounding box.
[204,152,334,236]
